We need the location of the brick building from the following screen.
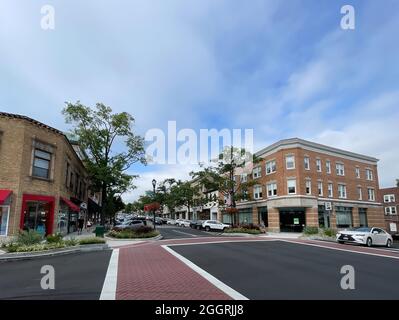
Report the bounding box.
[221,138,385,232]
[0,112,90,238]
[379,185,399,236]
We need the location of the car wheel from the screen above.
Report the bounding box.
[205,226,210,232]
[366,237,372,247]
[386,239,392,248]
[222,227,226,232]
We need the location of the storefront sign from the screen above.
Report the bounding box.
[390,223,397,232]
[293,218,299,225]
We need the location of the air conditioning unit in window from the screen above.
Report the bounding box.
[325,202,332,211]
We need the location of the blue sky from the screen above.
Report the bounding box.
[1,1,398,201]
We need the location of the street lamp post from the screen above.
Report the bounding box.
[152,179,156,230]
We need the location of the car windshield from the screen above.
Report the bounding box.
[352,227,372,232]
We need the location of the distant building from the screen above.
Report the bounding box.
[379,185,399,236]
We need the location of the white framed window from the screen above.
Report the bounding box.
[385,206,397,215]
[336,163,345,176]
[285,155,295,170]
[0,205,10,237]
[267,183,277,197]
[305,180,311,195]
[253,185,263,199]
[240,174,247,183]
[327,183,333,198]
[316,159,322,172]
[317,181,323,196]
[266,160,277,174]
[287,179,296,194]
[326,160,331,174]
[304,157,310,170]
[252,166,262,179]
[384,194,396,203]
[357,187,363,200]
[366,169,373,181]
[338,184,347,199]
[355,167,360,179]
[367,188,375,201]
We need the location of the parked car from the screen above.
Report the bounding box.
[166,219,176,225]
[175,219,184,226]
[202,220,230,232]
[113,220,146,231]
[191,220,204,230]
[337,227,393,247]
[154,217,163,225]
[177,219,191,227]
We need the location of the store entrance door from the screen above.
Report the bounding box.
[279,208,305,232]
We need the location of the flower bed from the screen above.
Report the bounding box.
[107,229,160,239]
[224,228,262,235]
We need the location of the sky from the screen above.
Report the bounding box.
[0,0,398,202]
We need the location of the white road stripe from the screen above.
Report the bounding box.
[162,245,248,300]
[100,249,119,300]
[171,230,198,237]
[280,239,399,260]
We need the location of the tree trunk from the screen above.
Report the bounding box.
[101,183,107,226]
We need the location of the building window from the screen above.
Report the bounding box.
[355,167,360,179]
[266,160,276,174]
[317,181,323,196]
[385,206,397,215]
[304,157,310,170]
[238,209,253,224]
[338,184,347,199]
[253,166,262,179]
[267,183,277,197]
[357,187,363,201]
[326,160,331,174]
[65,162,70,187]
[285,155,295,170]
[240,174,247,183]
[336,163,345,176]
[316,159,322,172]
[241,189,249,201]
[253,185,263,199]
[359,208,368,227]
[305,180,311,195]
[70,172,74,190]
[287,179,296,194]
[366,169,373,181]
[0,206,10,236]
[367,188,375,201]
[384,194,396,203]
[335,206,353,228]
[328,183,333,198]
[32,149,51,179]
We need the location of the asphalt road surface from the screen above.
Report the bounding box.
[0,250,112,300]
[157,225,222,239]
[171,240,399,299]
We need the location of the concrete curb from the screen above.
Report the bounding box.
[221,232,263,237]
[0,244,110,262]
[105,234,163,241]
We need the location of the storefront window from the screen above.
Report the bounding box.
[335,206,353,228]
[222,214,232,224]
[239,209,253,224]
[57,204,69,235]
[358,208,368,227]
[23,201,50,236]
[0,206,9,236]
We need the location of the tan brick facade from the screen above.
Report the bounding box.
[0,113,88,238]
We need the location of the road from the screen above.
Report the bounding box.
[171,240,399,299]
[0,250,112,300]
[156,224,222,239]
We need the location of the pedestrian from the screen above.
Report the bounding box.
[78,217,84,235]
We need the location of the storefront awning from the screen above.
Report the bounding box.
[0,190,12,205]
[60,197,80,212]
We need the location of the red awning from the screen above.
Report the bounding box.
[0,190,12,205]
[60,197,80,212]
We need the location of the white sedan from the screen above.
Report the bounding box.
[337,227,393,247]
[177,219,191,227]
[202,220,231,232]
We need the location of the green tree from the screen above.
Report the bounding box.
[191,146,260,225]
[63,101,146,225]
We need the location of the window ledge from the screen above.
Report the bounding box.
[30,176,54,183]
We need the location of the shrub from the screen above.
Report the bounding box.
[78,237,106,245]
[46,233,64,243]
[323,228,337,237]
[225,228,261,235]
[135,226,154,234]
[7,242,67,253]
[64,238,79,246]
[16,230,43,246]
[303,226,319,235]
[108,229,160,239]
[239,224,261,230]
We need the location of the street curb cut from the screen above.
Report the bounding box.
[105,234,163,241]
[0,244,110,262]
